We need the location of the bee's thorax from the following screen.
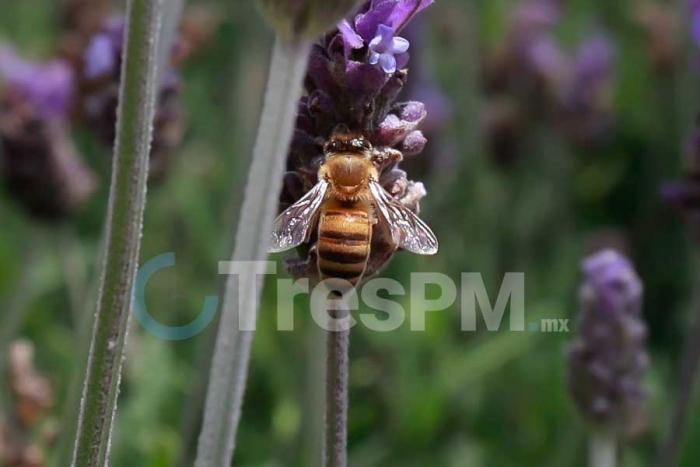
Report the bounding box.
[319,153,377,203]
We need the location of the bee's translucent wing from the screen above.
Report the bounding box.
[269,180,328,253]
[369,181,438,255]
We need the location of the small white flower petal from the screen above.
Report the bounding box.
[391,37,410,54]
[368,51,380,65]
[369,35,382,49]
[378,53,397,74]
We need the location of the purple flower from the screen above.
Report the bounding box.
[84,35,117,79]
[691,0,700,48]
[0,47,75,119]
[82,16,125,79]
[281,0,433,283]
[573,34,616,87]
[368,24,410,73]
[526,35,567,81]
[511,0,560,33]
[77,16,185,180]
[352,0,433,40]
[557,34,616,147]
[0,46,98,222]
[483,0,566,99]
[566,250,649,435]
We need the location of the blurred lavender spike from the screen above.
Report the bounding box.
[566,250,649,437]
[78,13,186,181]
[0,47,98,222]
[558,33,616,147]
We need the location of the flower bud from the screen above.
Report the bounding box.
[258,0,365,42]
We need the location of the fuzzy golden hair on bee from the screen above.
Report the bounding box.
[271,129,438,288]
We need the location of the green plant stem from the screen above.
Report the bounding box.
[324,305,350,467]
[589,431,617,467]
[70,0,164,465]
[51,235,105,467]
[194,36,311,467]
[656,287,700,467]
[300,320,326,467]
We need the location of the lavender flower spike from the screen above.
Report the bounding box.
[281,0,435,284]
[78,15,185,180]
[0,46,97,221]
[566,249,649,436]
[368,24,410,73]
[0,47,75,119]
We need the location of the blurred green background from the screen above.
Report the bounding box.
[1,0,699,466]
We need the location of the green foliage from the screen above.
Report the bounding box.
[0,0,698,465]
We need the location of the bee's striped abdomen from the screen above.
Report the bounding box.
[317,206,371,287]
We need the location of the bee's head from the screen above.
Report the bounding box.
[324,125,372,156]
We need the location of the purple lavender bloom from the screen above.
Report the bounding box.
[509,0,565,79]
[482,0,566,110]
[566,250,649,435]
[281,0,434,282]
[78,16,184,180]
[691,0,700,48]
[81,16,125,79]
[511,0,560,32]
[83,35,117,79]
[572,34,616,89]
[0,47,97,221]
[558,33,616,147]
[368,24,410,73]
[0,47,75,119]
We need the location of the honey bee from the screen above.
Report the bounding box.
[270,129,438,288]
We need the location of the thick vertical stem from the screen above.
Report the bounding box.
[300,321,326,467]
[70,0,163,465]
[194,36,311,467]
[324,305,350,467]
[589,431,617,467]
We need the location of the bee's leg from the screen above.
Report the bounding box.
[369,206,379,225]
[371,147,403,171]
[282,246,321,284]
